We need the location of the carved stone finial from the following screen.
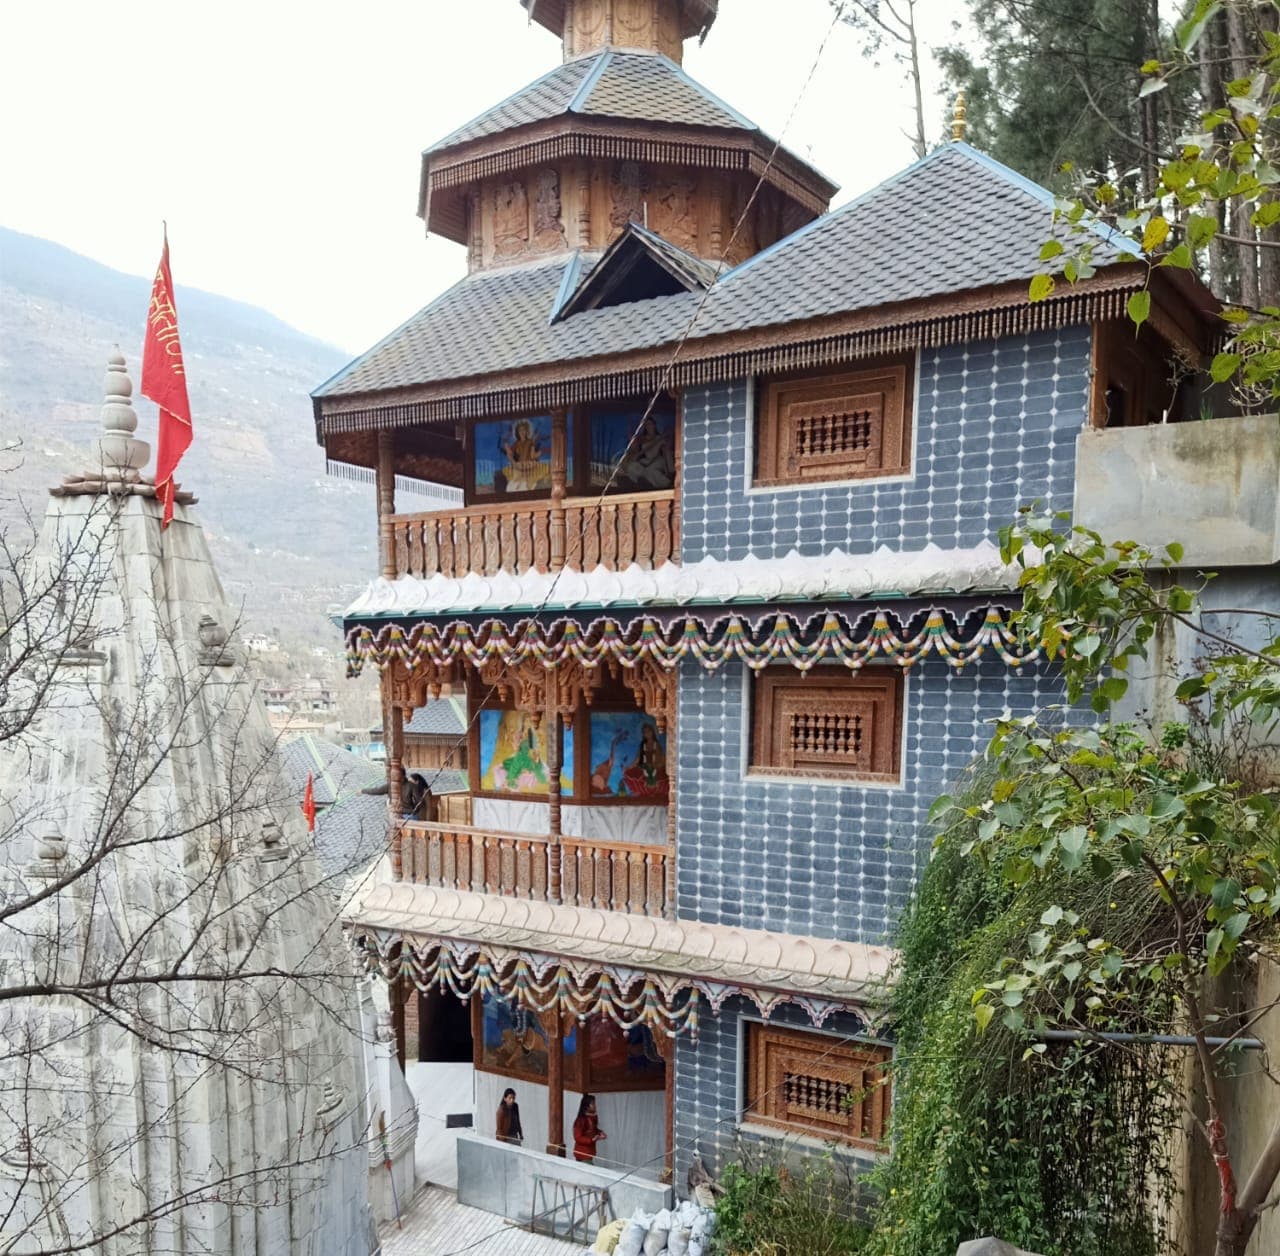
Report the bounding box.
[197,615,235,667]
[375,1010,395,1044]
[317,1078,343,1121]
[260,820,288,863]
[28,825,68,879]
[96,348,151,484]
[951,91,968,143]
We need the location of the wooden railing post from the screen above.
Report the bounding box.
[376,429,396,580]
[550,408,568,570]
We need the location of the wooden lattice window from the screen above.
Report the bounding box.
[747,1023,892,1150]
[751,667,903,783]
[754,357,913,487]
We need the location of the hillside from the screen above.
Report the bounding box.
[0,227,376,646]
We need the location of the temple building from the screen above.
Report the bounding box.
[317,0,1222,1217]
[0,354,378,1253]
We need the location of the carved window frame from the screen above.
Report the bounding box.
[745,1022,892,1151]
[752,355,914,488]
[749,665,904,785]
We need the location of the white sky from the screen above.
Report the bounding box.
[2,0,961,355]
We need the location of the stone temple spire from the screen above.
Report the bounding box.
[0,351,373,1253]
[52,349,195,507]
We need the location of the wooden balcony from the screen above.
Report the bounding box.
[400,821,670,917]
[388,490,678,580]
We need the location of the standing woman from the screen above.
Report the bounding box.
[496,1087,523,1145]
[572,1094,606,1163]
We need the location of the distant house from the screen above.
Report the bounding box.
[244,632,280,653]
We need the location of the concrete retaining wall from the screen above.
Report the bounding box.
[455,1132,672,1230]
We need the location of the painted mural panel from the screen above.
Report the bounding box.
[589,409,676,492]
[474,415,571,497]
[479,709,573,795]
[588,711,668,801]
[478,994,579,1086]
[586,1018,666,1091]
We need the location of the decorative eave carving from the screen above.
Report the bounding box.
[419,115,834,245]
[316,267,1189,449]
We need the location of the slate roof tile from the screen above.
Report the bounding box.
[428,52,752,154]
[404,696,467,737]
[317,144,1125,403]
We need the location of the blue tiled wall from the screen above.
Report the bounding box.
[679,328,1092,562]
[674,999,878,1188]
[674,656,1059,942]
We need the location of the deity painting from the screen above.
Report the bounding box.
[474,415,567,497]
[479,994,577,1083]
[479,708,573,795]
[589,711,668,801]
[585,1017,665,1090]
[589,409,676,493]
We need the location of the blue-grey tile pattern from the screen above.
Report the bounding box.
[680,329,1091,563]
[673,999,879,1186]
[315,145,1111,404]
[674,657,1059,943]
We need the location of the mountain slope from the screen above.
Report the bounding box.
[0,227,375,641]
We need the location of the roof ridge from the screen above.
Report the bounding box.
[568,48,612,112]
[427,57,591,152]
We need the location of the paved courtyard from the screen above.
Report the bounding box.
[379,1185,585,1256]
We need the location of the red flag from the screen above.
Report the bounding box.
[141,230,191,528]
[302,773,317,834]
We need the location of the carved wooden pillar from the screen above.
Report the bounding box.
[575,163,592,249]
[376,429,397,580]
[547,700,563,905]
[544,1008,566,1157]
[657,1031,675,1182]
[664,703,677,920]
[387,688,406,880]
[550,408,568,571]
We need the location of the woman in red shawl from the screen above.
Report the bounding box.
[572,1094,606,1163]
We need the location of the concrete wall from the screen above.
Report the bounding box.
[1074,414,1280,566]
[455,1132,672,1231]
[473,1069,665,1177]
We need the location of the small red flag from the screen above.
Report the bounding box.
[141,230,192,528]
[302,773,317,834]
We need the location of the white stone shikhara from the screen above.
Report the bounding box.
[0,357,375,1253]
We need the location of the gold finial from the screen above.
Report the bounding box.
[951,91,968,142]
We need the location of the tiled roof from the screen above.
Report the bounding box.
[428,51,753,153]
[347,880,893,1005]
[316,143,1129,404]
[279,734,383,807]
[278,735,390,889]
[343,540,1021,620]
[404,695,467,736]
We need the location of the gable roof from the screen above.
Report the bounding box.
[554,222,716,321]
[404,695,467,737]
[316,143,1149,411]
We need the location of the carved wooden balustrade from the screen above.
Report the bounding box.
[388,490,678,580]
[400,821,670,917]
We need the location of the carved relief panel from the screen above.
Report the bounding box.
[647,174,698,252]
[493,181,530,259]
[564,0,684,61]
